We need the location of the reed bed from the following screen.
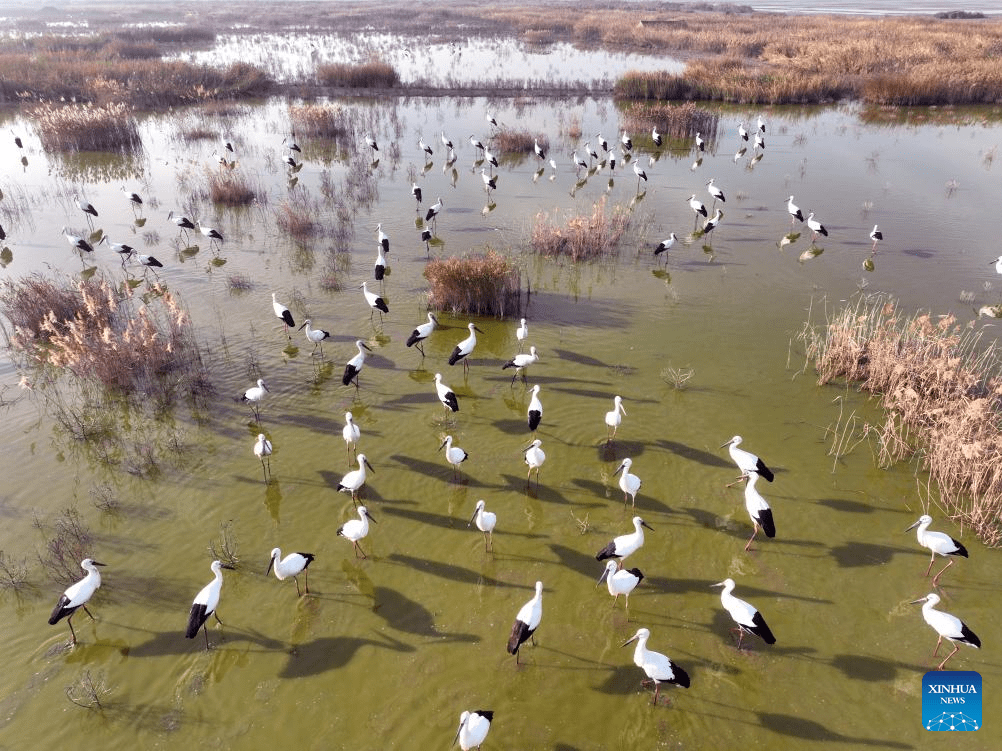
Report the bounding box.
[1,274,209,405]
[0,54,272,107]
[495,128,548,154]
[29,103,141,153]
[275,189,324,240]
[622,100,719,141]
[289,103,352,139]
[531,197,630,262]
[424,250,521,317]
[803,295,1002,545]
[317,60,400,89]
[205,168,260,207]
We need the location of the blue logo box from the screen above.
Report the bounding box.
[923,671,981,731]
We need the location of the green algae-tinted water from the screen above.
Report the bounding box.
[0,94,1000,750]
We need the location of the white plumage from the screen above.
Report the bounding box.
[524,439,546,484]
[910,592,980,670]
[434,372,459,412]
[905,514,968,585]
[342,411,360,463]
[241,378,269,422]
[605,395,626,441]
[527,384,543,432]
[455,710,493,751]
[342,339,373,388]
[515,318,528,351]
[598,560,644,614]
[406,312,438,356]
[337,505,376,559]
[337,453,374,502]
[272,292,295,336]
[622,627,690,704]
[507,580,543,663]
[48,558,105,644]
[448,322,484,372]
[787,195,804,223]
[267,548,315,596]
[502,346,539,385]
[713,578,776,648]
[439,434,469,475]
[468,499,497,552]
[742,470,775,550]
[720,435,774,482]
[595,516,652,566]
[614,457,642,506]
[298,319,331,356]
[186,560,232,649]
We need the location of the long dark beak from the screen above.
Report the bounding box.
[365,510,377,524]
[298,322,308,330]
[909,597,928,605]
[92,561,107,567]
[904,520,921,533]
[641,520,654,531]
[468,508,479,527]
[266,557,275,576]
[261,383,270,392]
[363,457,375,473]
[718,440,732,449]
[613,462,625,477]
[361,342,373,352]
[438,440,448,452]
[474,325,485,334]
[597,567,610,586]
[621,634,639,648]
[221,563,236,570]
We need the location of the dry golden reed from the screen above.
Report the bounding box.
[804,295,1002,545]
[622,100,719,142]
[289,103,351,138]
[531,197,630,262]
[29,102,141,152]
[424,250,521,317]
[317,60,400,88]
[495,129,548,154]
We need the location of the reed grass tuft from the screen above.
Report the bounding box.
[29,103,141,152]
[531,197,630,262]
[424,250,521,317]
[804,295,1002,545]
[317,59,400,88]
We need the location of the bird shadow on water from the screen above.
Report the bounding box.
[830,653,927,682]
[828,541,913,567]
[126,626,285,658]
[389,453,495,489]
[756,712,913,748]
[657,439,734,469]
[386,553,534,591]
[373,585,479,642]
[280,632,414,678]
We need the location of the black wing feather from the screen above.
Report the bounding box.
[186,602,208,639]
[755,459,774,482]
[507,619,533,654]
[960,623,981,648]
[758,508,776,538]
[749,610,776,644]
[49,594,75,624]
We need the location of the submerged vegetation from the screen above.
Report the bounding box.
[804,296,1002,546]
[424,250,521,317]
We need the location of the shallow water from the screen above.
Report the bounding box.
[1,94,1001,749]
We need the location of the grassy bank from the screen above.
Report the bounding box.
[803,296,1002,546]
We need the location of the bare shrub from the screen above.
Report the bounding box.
[28,102,141,152]
[531,196,631,261]
[35,507,93,587]
[317,59,400,88]
[804,295,1002,545]
[206,168,259,206]
[208,520,239,567]
[0,550,29,590]
[66,670,112,710]
[275,188,323,240]
[424,250,521,317]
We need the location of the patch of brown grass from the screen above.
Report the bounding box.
[622,100,719,142]
[1,274,209,403]
[495,128,548,154]
[275,188,323,240]
[29,102,141,152]
[424,250,521,317]
[804,295,1002,545]
[289,103,351,139]
[206,168,260,206]
[531,197,631,262]
[317,59,400,88]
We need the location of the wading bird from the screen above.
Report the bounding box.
[342,411,360,463]
[186,560,234,650]
[527,384,543,432]
[596,516,652,568]
[419,136,433,158]
[298,319,331,356]
[515,319,529,352]
[469,135,485,156]
[282,134,301,153]
[614,457,642,507]
[360,281,388,321]
[272,292,295,338]
[377,223,389,255]
[534,137,546,161]
[253,433,273,481]
[807,212,828,242]
[455,710,493,751]
[654,233,677,260]
[757,114,766,133]
[524,439,546,485]
[633,161,647,191]
[241,378,269,422]
[468,499,497,552]
[754,131,765,151]
[507,580,543,664]
[621,130,632,151]
[599,561,644,616]
[695,132,705,153]
[439,434,469,476]
[712,578,776,649]
[197,222,223,250]
[61,226,93,254]
[167,210,195,243]
[374,243,387,282]
[605,395,627,442]
[425,196,443,229]
[787,195,804,223]
[905,515,969,586]
[440,130,453,151]
[406,312,438,356]
[338,453,374,504]
[267,548,315,596]
[870,224,883,251]
[707,178,725,206]
[910,592,980,670]
[688,194,708,222]
[480,167,497,194]
[652,125,663,147]
[48,558,105,645]
[738,122,748,142]
[101,235,134,262]
[411,182,423,209]
[449,322,484,374]
[622,627,690,704]
[121,185,143,211]
[720,435,774,483]
[337,505,376,558]
[702,208,723,238]
[342,339,373,388]
[74,194,98,228]
[502,346,539,386]
[365,134,378,157]
[435,372,459,412]
[741,470,775,551]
